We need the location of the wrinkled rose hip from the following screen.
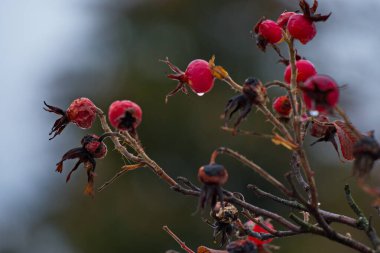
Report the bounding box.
[272,96,292,117]
[44,97,97,140]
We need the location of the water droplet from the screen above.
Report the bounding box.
[197,93,205,96]
[309,110,319,117]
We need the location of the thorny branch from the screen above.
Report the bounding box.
[91,20,380,253]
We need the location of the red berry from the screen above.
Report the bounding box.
[81,134,107,159]
[277,11,296,28]
[272,96,291,117]
[108,100,142,132]
[163,58,215,101]
[185,59,215,94]
[301,75,339,113]
[67,98,97,129]
[44,97,97,140]
[257,20,283,44]
[284,60,317,84]
[287,14,316,44]
[245,220,274,247]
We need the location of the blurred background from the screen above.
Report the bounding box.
[1,0,380,252]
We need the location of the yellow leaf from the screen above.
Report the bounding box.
[209,55,229,80]
[272,134,298,150]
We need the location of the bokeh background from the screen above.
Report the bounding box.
[1,0,380,252]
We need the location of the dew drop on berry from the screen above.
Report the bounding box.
[309,110,319,117]
[197,92,205,96]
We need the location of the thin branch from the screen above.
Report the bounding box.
[163,226,195,253]
[345,185,380,251]
[264,80,291,91]
[209,147,291,196]
[97,163,146,192]
[248,184,359,229]
[96,108,141,162]
[257,104,295,143]
[220,126,274,138]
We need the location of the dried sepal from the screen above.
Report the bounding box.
[299,0,331,22]
[272,133,298,150]
[223,78,267,131]
[352,131,380,179]
[55,134,108,197]
[209,55,229,80]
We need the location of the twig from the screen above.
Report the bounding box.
[96,108,141,162]
[97,163,145,192]
[209,147,291,195]
[97,107,178,187]
[257,104,295,143]
[248,184,358,229]
[163,226,195,253]
[220,126,274,138]
[264,80,291,91]
[345,185,380,251]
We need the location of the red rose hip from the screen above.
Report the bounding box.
[277,11,296,28]
[287,14,316,44]
[257,19,283,44]
[254,18,283,51]
[284,59,317,84]
[272,96,292,117]
[162,58,215,102]
[108,100,142,133]
[301,75,339,113]
[44,97,97,140]
[245,220,274,248]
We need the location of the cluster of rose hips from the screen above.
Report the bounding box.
[45,98,142,196]
[162,3,339,131]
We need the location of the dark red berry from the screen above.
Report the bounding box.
[245,220,274,248]
[284,59,317,84]
[272,96,292,118]
[108,100,142,133]
[162,58,215,102]
[353,132,380,179]
[277,11,297,28]
[198,163,228,210]
[55,134,109,197]
[226,239,257,253]
[81,134,108,159]
[287,14,316,44]
[301,75,339,113]
[44,98,97,139]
